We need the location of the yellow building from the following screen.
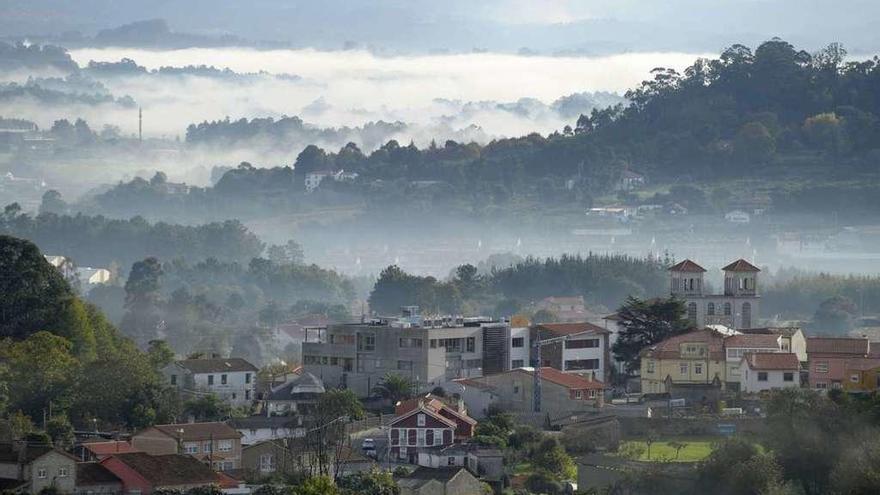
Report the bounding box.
[842,359,880,392]
[640,329,727,394]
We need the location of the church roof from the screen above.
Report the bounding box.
[722,259,761,272]
[668,259,706,273]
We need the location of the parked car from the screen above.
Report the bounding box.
[362,438,376,457]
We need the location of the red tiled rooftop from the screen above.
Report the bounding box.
[668,259,706,273]
[743,353,799,371]
[643,329,726,360]
[722,259,761,272]
[82,441,139,456]
[806,337,869,356]
[523,367,605,390]
[725,334,781,348]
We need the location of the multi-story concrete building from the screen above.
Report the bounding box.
[669,258,761,329]
[302,311,508,397]
[530,322,611,382]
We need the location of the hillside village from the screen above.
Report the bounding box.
[3,251,878,495]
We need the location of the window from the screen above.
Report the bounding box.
[816,382,828,389]
[399,338,409,348]
[417,414,426,426]
[742,302,752,328]
[331,357,339,365]
[565,359,600,371]
[435,429,443,445]
[399,447,407,459]
[707,302,715,316]
[397,360,412,370]
[851,374,860,383]
[444,338,462,352]
[221,374,228,385]
[566,339,599,349]
[448,456,456,466]
[680,363,689,375]
[646,360,655,373]
[687,302,697,323]
[466,337,476,353]
[358,333,376,351]
[430,339,437,348]
[588,389,597,398]
[512,337,524,348]
[816,362,829,373]
[418,429,426,445]
[37,469,47,479]
[724,303,732,316]
[575,390,583,399]
[260,453,275,472]
[184,442,199,454]
[204,441,212,453]
[218,439,232,452]
[60,467,70,477]
[512,359,524,368]
[758,372,768,382]
[208,375,214,385]
[783,372,794,382]
[426,429,434,445]
[408,429,417,445]
[245,373,251,384]
[170,374,177,385]
[694,363,703,375]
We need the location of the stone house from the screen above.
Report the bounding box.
[0,443,78,494]
[397,467,484,495]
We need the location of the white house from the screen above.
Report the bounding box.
[163,358,258,407]
[77,267,112,286]
[228,416,305,445]
[723,333,786,389]
[725,210,751,224]
[740,353,800,393]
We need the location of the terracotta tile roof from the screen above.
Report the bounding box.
[527,367,605,390]
[82,441,139,456]
[743,353,799,371]
[535,322,610,336]
[152,422,241,441]
[722,259,761,272]
[668,259,706,272]
[395,394,476,425]
[844,358,880,371]
[104,453,220,486]
[725,334,781,348]
[806,337,869,356]
[643,329,726,360]
[76,462,121,485]
[175,358,258,374]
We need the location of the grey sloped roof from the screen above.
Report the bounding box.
[176,358,258,374]
[267,372,325,400]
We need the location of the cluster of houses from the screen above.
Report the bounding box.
[639,259,880,400]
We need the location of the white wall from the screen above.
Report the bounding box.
[509,327,530,369]
[562,334,606,381]
[192,371,256,406]
[741,366,799,393]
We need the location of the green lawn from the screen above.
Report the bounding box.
[617,437,716,462]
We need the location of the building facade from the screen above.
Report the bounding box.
[640,329,727,394]
[740,353,800,393]
[131,422,243,471]
[669,258,761,329]
[530,323,610,381]
[163,358,258,407]
[302,313,506,397]
[806,337,872,389]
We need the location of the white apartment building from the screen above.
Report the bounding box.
[163,358,258,407]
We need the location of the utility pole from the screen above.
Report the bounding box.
[532,333,571,413]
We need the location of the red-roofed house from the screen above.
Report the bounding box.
[842,359,880,392]
[99,453,223,494]
[394,394,477,441]
[807,337,872,389]
[388,404,459,464]
[640,329,727,394]
[723,333,787,390]
[740,353,800,393]
[531,322,611,381]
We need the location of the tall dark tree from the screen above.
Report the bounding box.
[612,296,690,374]
[121,257,164,346]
